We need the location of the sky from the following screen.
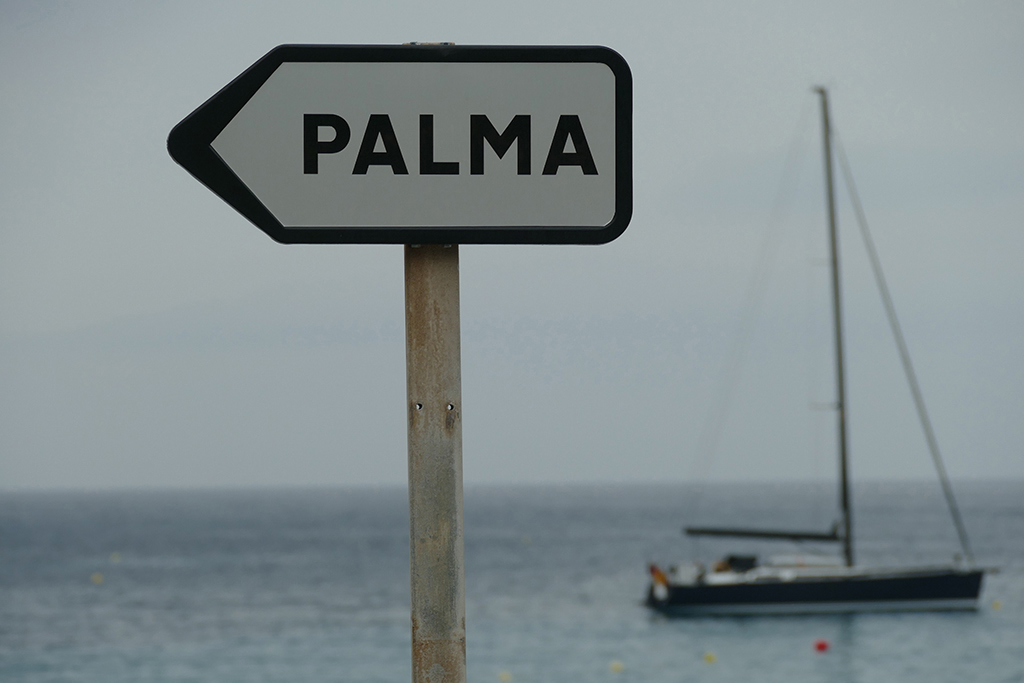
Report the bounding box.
[1,0,1021,490]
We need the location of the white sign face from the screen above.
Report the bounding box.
[168,45,632,244]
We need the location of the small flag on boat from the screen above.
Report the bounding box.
[649,564,669,586]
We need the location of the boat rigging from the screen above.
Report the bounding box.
[646,87,986,616]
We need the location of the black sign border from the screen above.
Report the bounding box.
[168,44,632,245]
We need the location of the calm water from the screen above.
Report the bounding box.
[2,481,1022,682]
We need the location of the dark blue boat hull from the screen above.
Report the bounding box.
[646,568,984,616]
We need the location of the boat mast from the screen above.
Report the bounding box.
[815,87,854,568]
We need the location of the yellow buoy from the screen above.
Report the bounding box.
[110,552,122,563]
[703,651,717,664]
[992,600,1003,611]
[91,573,104,585]
[498,670,513,682]
[609,660,625,673]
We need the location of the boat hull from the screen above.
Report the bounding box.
[646,568,984,616]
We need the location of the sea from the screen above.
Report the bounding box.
[2,480,1022,683]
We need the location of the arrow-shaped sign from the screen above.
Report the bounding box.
[168,44,632,244]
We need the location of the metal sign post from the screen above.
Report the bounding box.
[404,244,464,683]
[166,43,631,683]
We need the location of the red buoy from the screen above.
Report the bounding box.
[814,639,830,652]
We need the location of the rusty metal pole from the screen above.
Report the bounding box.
[404,243,466,683]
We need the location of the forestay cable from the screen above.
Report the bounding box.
[833,133,974,563]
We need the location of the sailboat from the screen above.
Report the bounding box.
[645,88,986,616]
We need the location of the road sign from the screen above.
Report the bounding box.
[168,44,632,244]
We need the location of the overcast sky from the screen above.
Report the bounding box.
[1,0,1021,490]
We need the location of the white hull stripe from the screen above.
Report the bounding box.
[657,598,978,616]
